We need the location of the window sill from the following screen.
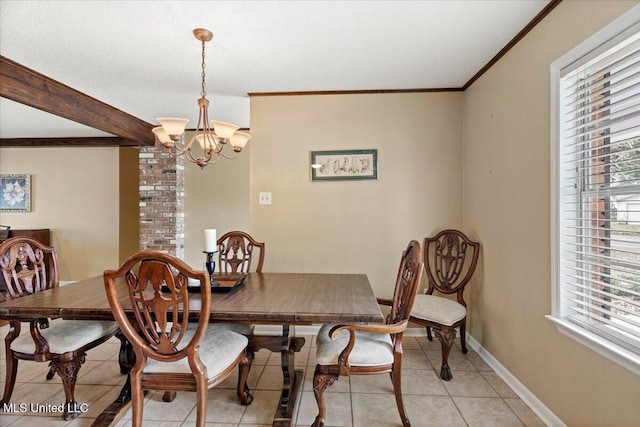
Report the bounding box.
[545,315,640,376]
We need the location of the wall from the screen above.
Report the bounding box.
[183,131,251,268]
[462,1,640,426]
[119,146,140,263]
[250,92,462,297]
[0,147,121,280]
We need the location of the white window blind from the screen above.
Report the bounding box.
[558,30,640,355]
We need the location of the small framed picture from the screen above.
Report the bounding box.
[0,174,31,212]
[310,149,378,181]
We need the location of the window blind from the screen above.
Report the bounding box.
[559,30,640,354]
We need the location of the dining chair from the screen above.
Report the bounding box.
[103,251,253,427]
[409,229,480,380]
[212,230,265,339]
[217,230,265,274]
[312,240,424,427]
[162,231,265,404]
[0,236,121,420]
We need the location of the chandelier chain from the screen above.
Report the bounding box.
[200,38,207,98]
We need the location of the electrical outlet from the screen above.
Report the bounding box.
[259,192,272,205]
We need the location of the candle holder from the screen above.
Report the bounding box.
[203,251,220,287]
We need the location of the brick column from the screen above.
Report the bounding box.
[139,144,185,257]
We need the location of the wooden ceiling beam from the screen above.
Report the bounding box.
[0,55,155,146]
[0,137,138,147]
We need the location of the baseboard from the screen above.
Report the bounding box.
[464,333,565,427]
[258,324,564,426]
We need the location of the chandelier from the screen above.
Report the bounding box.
[152,28,250,169]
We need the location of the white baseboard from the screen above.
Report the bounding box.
[257,324,563,427]
[463,333,565,427]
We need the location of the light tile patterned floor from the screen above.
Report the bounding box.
[0,325,545,426]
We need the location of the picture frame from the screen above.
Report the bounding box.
[310,149,378,181]
[0,174,31,212]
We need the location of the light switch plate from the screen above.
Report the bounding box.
[259,192,272,205]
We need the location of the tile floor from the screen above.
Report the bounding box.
[0,325,545,426]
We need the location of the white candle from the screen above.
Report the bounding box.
[204,229,217,252]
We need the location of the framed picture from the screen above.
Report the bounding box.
[0,174,31,212]
[310,149,378,181]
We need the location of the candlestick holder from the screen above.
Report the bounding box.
[203,251,220,287]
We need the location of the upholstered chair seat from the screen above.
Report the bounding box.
[144,327,248,376]
[10,320,118,354]
[411,294,467,326]
[316,324,394,366]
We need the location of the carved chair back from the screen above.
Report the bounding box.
[0,236,58,302]
[217,231,265,273]
[387,240,423,326]
[424,229,480,306]
[104,251,211,367]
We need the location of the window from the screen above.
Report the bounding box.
[550,6,640,375]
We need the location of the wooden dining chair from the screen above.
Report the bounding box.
[213,231,265,340]
[0,236,121,420]
[217,231,265,274]
[103,251,253,427]
[312,240,423,427]
[409,229,480,380]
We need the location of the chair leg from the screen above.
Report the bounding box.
[426,326,433,341]
[130,375,145,427]
[162,391,177,402]
[1,355,19,405]
[194,378,208,427]
[460,320,468,354]
[433,328,456,381]
[312,366,338,427]
[50,353,87,420]
[237,349,253,405]
[391,361,411,427]
[46,366,55,380]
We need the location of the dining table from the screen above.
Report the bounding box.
[0,272,384,427]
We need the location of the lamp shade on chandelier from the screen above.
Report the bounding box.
[152,28,250,169]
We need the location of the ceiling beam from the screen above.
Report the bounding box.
[0,137,138,147]
[0,55,155,146]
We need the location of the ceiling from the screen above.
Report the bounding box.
[0,0,552,140]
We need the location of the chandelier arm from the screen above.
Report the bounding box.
[184,148,199,163]
[164,138,192,157]
[174,133,196,153]
[204,152,224,165]
[219,150,239,160]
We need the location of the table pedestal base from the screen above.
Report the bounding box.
[249,325,306,427]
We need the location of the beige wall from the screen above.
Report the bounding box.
[250,93,462,297]
[119,146,140,263]
[183,131,251,268]
[0,147,121,280]
[462,1,640,426]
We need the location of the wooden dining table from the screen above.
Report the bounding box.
[0,272,384,426]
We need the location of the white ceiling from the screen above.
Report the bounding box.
[0,0,551,139]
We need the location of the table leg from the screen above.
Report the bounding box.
[91,337,134,427]
[248,326,306,427]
